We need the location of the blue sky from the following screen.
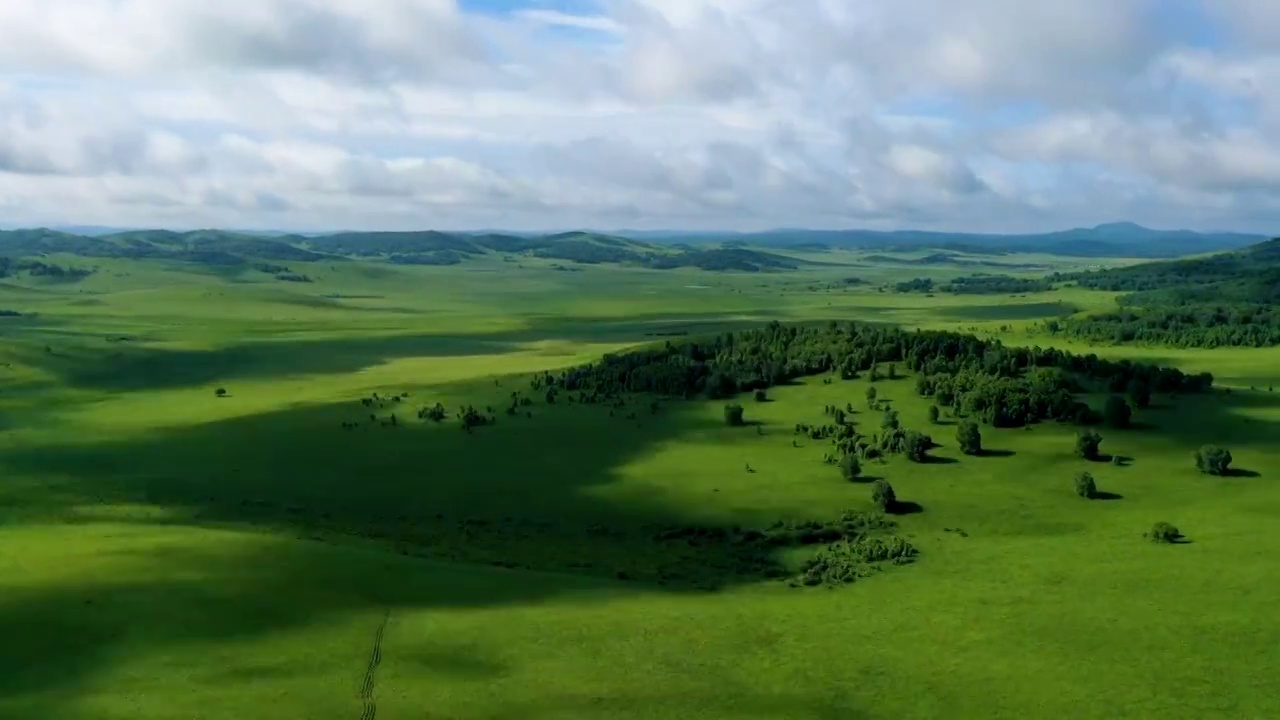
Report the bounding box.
[0,0,1276,233]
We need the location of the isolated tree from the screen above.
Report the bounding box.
[1126,379,1151,409]
[1075,430,1103,461]
[904,431,932,463]
[753,389,768,402]
[956,420,982,456]
[1103,396,1132,429]
[839,453,862,482]
[1194,445,1233,476]
[1074,471,1097,499]
[871,479,897,513]
[869,362,881,382]
[723,403,745,427]
[927,405,940,425]
[881,408,900,431]
[865,385,878,407]
[888,363,898,380]
[1146,522,1182,544]
[215,387,227,398]
[545,389,557,404]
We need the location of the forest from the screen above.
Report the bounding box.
[548,321,1212,430]
[1044,237,1280,347]
[1044,305,1280,348]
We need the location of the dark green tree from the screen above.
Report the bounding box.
[904,431,932,463]
[1126,379,1151,409]
[871,479,896,512]
[927,405,940,424]
[1194,445,1233,476]
[1075,430,1103,461]
[865,385,878,407]
[1103,396,1132,428]
[754,389,768,402]
[956,420,982,456]
[881,408,899,431]
[723,403,745,427]
[215,387,227,398]
[839,453,862,482]
[1074,471,1097,499]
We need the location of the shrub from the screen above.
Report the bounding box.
[1074,471,1097,499]
[723,403,745,427]
[753,389,768,402]
[1146,522,1183,544]
[881,409,899,430]
[927,405,940,424]
[904,430,931,463]
[1127,379,1151,409]
[796,536,917,586]
[865,385,877,407]
[1075,430,1103,461]
[956,420,982,456]
[1194,445,1233,476]
[870,479,896,512]
[215,388,227,398]
[1103,395,1132,429]
[839,453,862,482]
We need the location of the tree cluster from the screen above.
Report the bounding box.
[550,321,1212,408]
[943,274,1053,294]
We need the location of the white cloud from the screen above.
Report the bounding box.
[0,0,1276,232]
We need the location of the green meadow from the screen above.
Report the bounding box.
[2,251,1279,719]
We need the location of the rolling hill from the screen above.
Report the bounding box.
[1044,237,1280,347]
[0,228,803,273]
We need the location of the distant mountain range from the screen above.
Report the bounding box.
[0,222,1271,281]
[23,222,1266,259]
[609,222,1267,258]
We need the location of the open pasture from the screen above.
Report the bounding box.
[2,254,1279,720]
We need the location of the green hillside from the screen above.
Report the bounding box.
[0,228,805,273]
[1046,238,1280,347]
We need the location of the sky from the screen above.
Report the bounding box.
[0,0,1277,234]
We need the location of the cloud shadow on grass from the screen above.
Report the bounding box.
[0,380,897,711]
[12,311,876,392]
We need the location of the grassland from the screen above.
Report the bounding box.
[2,250,1279,719]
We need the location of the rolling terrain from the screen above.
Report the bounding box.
[1,235,1279,719]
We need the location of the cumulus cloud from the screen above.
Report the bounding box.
[0,0,1276,232]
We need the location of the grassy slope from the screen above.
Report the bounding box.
[2,253,1278,719]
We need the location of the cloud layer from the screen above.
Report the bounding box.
[0,0,1277,232]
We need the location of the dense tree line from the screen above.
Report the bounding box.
[893,278,935,293]
[0,257,93,280]
[894,274,1052,295]
[941,274,1052,294]
[548,321,1212,419]
[1044,305,1280,348]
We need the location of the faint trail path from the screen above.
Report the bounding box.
[359,609,391,720]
